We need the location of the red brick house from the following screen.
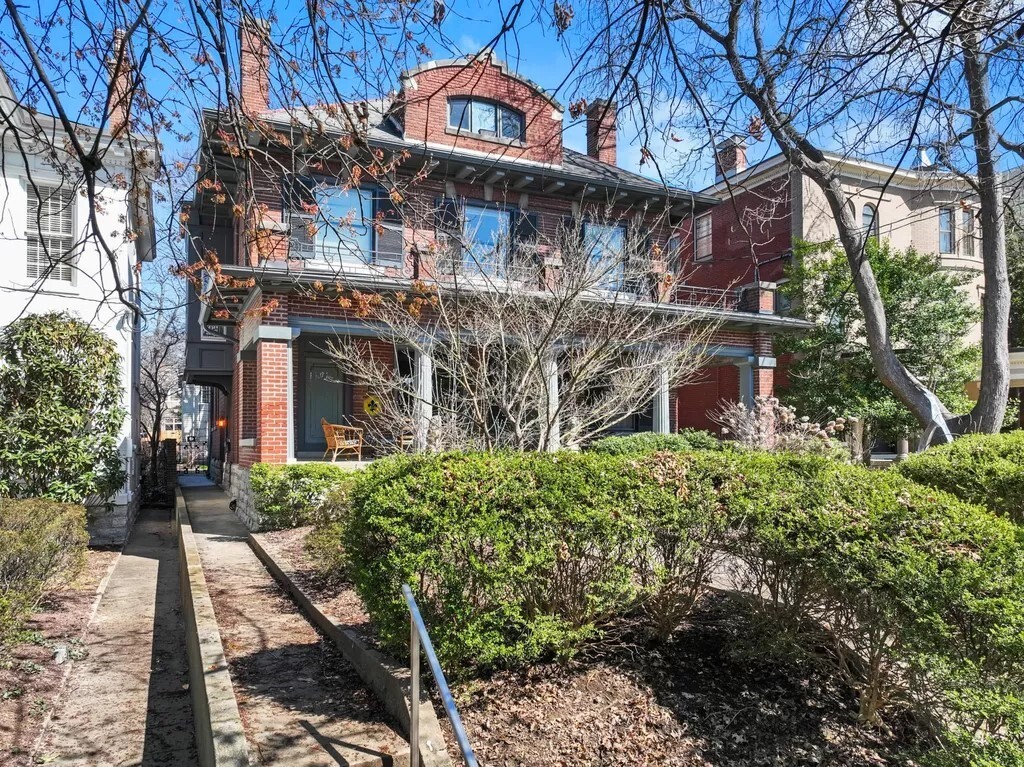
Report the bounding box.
[183,19,812,498]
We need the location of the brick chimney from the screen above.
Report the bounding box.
[239,17,270,115]
[715,135,747,180]
[106,29,133,138]
[586,99,617,166]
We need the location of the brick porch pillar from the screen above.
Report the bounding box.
[256,338,289,463]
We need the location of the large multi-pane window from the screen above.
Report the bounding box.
[462,204,512,274]
[448,98,525,141]
[26,183,75,282]
[939,208,955,254]
[694,213,713,261]
[287,178,381,265]
[584,222,626,288]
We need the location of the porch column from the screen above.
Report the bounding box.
[542,349,560,452]
[652,366,670,434]
[414,348,433,451]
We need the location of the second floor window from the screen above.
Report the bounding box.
[862,204,879,243]
[584,222,626,289]
[463,204,512,274]
[286,177,403,267]
[961,208,975,258]
[27,183,75,282]
[694,213,712,261]
[448,97,525,141]
[939,208,955,254]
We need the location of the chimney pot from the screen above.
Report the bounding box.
[715,136,748,180]
[239,17,271,116]
[586,99,617,166]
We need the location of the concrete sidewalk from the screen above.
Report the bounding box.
[180,478,407,767]
[37,506,198,766]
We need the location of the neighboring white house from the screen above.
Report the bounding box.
[0,56,157,544]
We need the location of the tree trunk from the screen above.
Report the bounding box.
[954,29,1010,434]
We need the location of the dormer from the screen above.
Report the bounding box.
[394,53,565,166]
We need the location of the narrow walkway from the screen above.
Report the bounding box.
[180,478,407,767]
[38,506,198,766]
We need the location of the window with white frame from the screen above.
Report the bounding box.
[938,208,955,254]
[462,203,512,274]
[694,213,712,261]
[26,183,76,282]
[584,221,626,289]
[961,208,976,258]
[862,204,879,243]
[448,97,525,141]
[199,386,211,404]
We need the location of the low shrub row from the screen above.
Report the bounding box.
[586,429,721,455]
[0,498,87,646]
[897,431,1024,522]
[248,462,359,529]
[324,449,1024,763]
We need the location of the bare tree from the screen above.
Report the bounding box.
[138,313,184,488]
[326,208,722,452]
[559,0,1023,443]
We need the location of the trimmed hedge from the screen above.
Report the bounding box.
[0,498,87,646]
[897,431,1024,522]
[249,462,360,529]
[329,448,1024,761]
[587,429,721,455]
[342,451,726,674]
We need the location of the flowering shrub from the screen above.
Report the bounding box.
[715,396,846,455]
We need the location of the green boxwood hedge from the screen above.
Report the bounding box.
[1,498,87,646]
[249,462,360,529]
[326,448,1024,761]
[586,429,721,455]
[341,450,727,674]
[897,431,1024,522]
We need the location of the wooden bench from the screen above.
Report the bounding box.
[320,418,364,462]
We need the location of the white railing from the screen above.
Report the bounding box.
[402,584,478,767]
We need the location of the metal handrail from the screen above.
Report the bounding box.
[402,584,479,767]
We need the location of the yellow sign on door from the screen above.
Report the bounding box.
[363,394,383,416]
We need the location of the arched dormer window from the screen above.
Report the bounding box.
[862,203,879,243]
[448,97,525,142]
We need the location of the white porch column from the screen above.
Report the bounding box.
[652,366,670,434]
[542,349,560,452]
[737,360,754,408]
[414,348,433,451]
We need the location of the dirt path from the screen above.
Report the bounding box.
[180,480,407,767]
[34,506,198,766]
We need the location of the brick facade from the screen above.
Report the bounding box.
[185,21,804,474]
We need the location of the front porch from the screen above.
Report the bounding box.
[226,320,778,468]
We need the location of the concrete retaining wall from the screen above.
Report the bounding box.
[176,490,251,767]
[248,534,452,767]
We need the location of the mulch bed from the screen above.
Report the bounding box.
[257,528,916,766]
[0,548,119,766]
[448,594,914,767]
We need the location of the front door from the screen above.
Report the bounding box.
[301,356,352,451]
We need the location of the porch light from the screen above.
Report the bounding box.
[216,418,228,429]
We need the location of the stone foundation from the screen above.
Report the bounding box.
[209,457,224,485]
[86,497,140,547]
[224,463,259,531]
